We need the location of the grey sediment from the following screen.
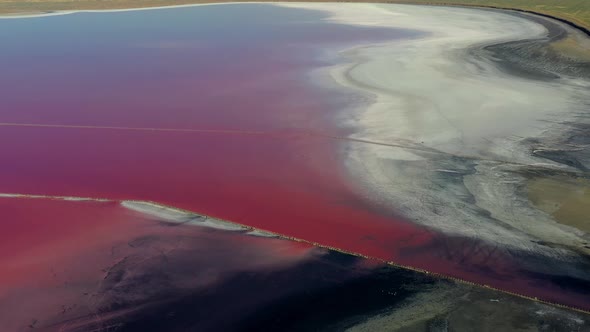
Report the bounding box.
[471,8,590,80]
[382,1,590,38]
[459,8,590,171]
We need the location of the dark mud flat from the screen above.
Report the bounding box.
[476,10,590,80]
[45,225,590,332]
[3,197,587,332]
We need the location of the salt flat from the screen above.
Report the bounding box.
[280,1,590,291]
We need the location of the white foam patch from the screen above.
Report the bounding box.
[0,11,76,19]
[122,201,194,222]
[121,200,250,232]
[247,229,280,238]
[0,192,110,202]
[187,218,249,231]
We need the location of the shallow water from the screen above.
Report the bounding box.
[0,4,422,249]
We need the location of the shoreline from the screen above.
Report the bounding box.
[306,1,590,310]
[0,0,588,38]
[428,2,590,38]
[2,1,588,60]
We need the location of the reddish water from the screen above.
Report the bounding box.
[0,197,316,331]
[0,4,588,313]
[0,6,428,266]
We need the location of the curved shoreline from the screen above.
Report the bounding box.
[318,2,590,245]
[410,2,590,38]
[0,0,588,39]
[302,1,590,311]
